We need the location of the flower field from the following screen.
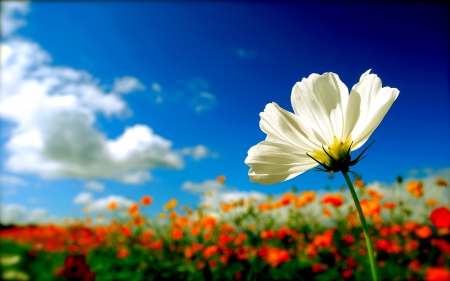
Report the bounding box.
[1,176,450,281]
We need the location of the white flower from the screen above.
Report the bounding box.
[245,70,399,184]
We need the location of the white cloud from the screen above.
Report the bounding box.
[0,10,184,184]
[0,204,56,225]
[0,175,28,186]
[1,2,30,38]
[181,144,218,161]
[112,76,145,94]
[152,82,161,92]
[84,181,105,192]
[182,179,225,193]
[118,170,151,184]
[86,194,134,214]
[73,192,94,205]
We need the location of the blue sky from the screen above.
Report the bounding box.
[1,1,449,224]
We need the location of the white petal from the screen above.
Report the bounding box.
[344,70,399,150]
[259,102,324,150]
[291,72,349,144]
[245,140,318,185]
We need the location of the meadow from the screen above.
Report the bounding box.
[1,175,449,281]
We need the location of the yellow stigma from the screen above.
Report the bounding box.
[310,136,352,166]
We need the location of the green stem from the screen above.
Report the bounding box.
[342,171,378,281]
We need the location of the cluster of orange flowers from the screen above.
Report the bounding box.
[1,176,449,280]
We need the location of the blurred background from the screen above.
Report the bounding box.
[1,1,449,224]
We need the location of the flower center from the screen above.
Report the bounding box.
[310,136,352,166]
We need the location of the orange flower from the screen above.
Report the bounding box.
[129,203,139,216]
[217,175,226,184]
[220,223,235,233]
[323,209,332,217]
[390,224,401,234]
[117,248,130,258]
[366,189,384,200]
[218,233,234,244]
[164,199,178,210]
[203,245,219,259]
[121,226,132,236]
[408,260,421,271]
[176,216,190,226]
[150,240,163,250]
[141,195,152,206]
[169,210,178,220]
[234,232,247,246]
[133,216,145,226]
[221,203,234,212]
[359,199,381,217]
[415,225,432,239]
[426,199,439,206]
[300,191,315,205]
[353,179,365,188]
[190,227,201,237]
[321,194,343,207]
[425,267,450,281]
[406,181,424,197]
[185,243,203,258]
[280,192,297,205]
[158,213,166,219]
[383,202,396,209]
[259,203,272,211]
[430,206,450,228]
[260,229,275,239]
[200,215,217,229]
[108,201,117,211]
[277,226,293,240]
[353,174,365,188]
[435,178,448,187]
[312,230,334,248]
[171,228,183,240]
[265,247,290,268]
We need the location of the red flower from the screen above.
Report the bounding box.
[321,194,344,207]
[415,225,433,239]
[117,248,129,259]
[171,228,183,240]
[141,195,153,206]
[430,207,450,228]
[342,269,353,279]
[425,267,450,281]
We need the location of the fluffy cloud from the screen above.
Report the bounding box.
[182,179,225,193]
[0,204,56,225]
[181,144,218,161]
[85,194,135,214]
[73,192,94,205]
[0,175,28,186]
[112,76,145,94]
[83,181,105,192]
[0,3,183,184]
[1,2,29,38]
